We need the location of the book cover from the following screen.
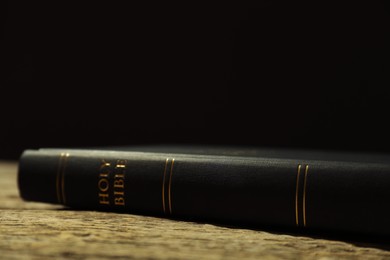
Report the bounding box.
[17,145,390,237]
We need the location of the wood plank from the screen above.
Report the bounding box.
[1,161,390,259]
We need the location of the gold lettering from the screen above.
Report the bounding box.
[113,161,125,207]
[99,193,110,205]
[98,158,127,207]
[100,160,111,180]
[114,190,124,196]
[100,159,111,169]
[99,172,109,178]
[98,178,109,192]
[115,159,127,168]
[114,179,124,189]
[114,196,125,206]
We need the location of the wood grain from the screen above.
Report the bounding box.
[1,160,390,259]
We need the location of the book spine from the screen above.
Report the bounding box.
[17,149,390,236]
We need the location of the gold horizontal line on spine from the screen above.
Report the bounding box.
[168,158,175,215]
[295,164,302,227]
[303,165,309,227]
[56,153,70,204]
[61,153,70,205]
[162,158,169,214]
[56,154,63,204]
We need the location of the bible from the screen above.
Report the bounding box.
[17,146,390,236]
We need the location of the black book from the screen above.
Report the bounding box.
[17,145,390,237]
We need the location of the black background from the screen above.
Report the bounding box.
[2,1,389,159]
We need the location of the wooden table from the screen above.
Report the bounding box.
[1,160,390,259]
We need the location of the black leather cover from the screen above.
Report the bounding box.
[18,147,390,236]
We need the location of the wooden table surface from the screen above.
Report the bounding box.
[1,160,390,259]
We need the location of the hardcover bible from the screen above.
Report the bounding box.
[17,146,390,237]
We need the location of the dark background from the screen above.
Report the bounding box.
[1,1,389,159]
